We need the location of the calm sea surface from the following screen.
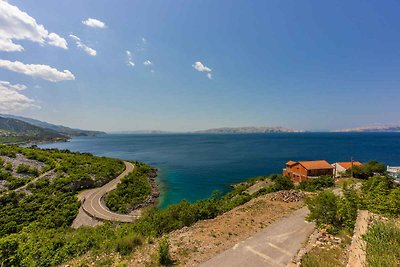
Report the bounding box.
[39,133,400,207]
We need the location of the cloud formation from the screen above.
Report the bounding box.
[69,34,97,56]
[192,61,213,79]
[126,50,135,67]
[0,59,75,82]
[0,80,40,112]
[0,0,67,52]
[82,18,106,29]
[143,60,153,66]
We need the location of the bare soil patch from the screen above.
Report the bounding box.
[125,192,304,266]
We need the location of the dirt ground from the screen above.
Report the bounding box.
[123,192,304,267]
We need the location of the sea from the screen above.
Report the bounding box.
[38,132,400,208]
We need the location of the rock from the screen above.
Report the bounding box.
[269,190,305,202]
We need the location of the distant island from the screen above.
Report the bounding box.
[333,124,400,133]
[194,126,304,134]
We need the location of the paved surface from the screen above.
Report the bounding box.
[82,161,139,222]
[199,207,315,267]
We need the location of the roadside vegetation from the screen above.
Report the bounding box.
[0,158,298,267]
[2,146,393,267]
[105,162,155,214]
[0,145,125,265]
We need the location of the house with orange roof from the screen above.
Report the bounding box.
[332,161,363,177]
[283,160,334,182]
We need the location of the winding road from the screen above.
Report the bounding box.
[81,161,139,223]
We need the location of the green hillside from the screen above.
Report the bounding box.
[0,116,67,144]
[0,114,105,136]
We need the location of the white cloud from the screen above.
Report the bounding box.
[82,18,106,29]
[0,0,68,52]
[0,59,75,82]
[69,34,97,56]
[141,37,147,44]
[0,80,40,112]
[143,60,153,66]
[47,33,68,49]
[192,61,211,72]
[192,61,213,79]
[126,50,135,67]
[0,80,27,91]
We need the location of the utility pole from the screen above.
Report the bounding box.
[351,156,354,178]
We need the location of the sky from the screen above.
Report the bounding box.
[0,0,399,132]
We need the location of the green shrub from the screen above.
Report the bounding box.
[348,160,386,179]
[306,188,359,232]
[16,164,39,176]
[4,162,12,171]
[105,163,153,214]
[115,234,143,256]
[306,191,338,228]
[158,237,171,265]
[298,175,334,192]
[272,175,294,191]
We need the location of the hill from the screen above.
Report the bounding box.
[194,126,304,134]
[0,114,105,136]
[333,124,400,132]
[0,116,67,143]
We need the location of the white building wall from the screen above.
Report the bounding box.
[332,163,347,178]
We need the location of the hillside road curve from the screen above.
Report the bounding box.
[82,161,139,222]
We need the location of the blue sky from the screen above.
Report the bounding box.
[0,0,399,131]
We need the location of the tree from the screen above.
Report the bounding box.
[350,160,386,179]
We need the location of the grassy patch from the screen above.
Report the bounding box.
[302,231,351,267]
[302,246,344,267]
[335,178,361,188]
[364,221,400,267]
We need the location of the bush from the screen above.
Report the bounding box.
[306,188,359,232]
[349,160,386,179]
[271,175,294,191]
[298,175,334,192]
[4,163,12,171]
[16,164,39,176]
[115,234,143,256]
[158,237,171,265]
[361,176,400,217]
[105,163,153,214]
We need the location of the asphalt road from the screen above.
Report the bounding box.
[199,207,315,267]
[82,161,139,222]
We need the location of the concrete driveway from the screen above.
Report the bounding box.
[199,206,315,267]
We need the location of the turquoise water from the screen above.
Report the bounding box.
[39,133,400,207]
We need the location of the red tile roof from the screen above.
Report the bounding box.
[337,161,362,170]
[286,161,297,166]
[299,160,333,170]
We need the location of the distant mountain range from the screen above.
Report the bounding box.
[333,124,400,133]
[193,126,304,134]
[0,114,105,136]
[0,116,67,144]
[0,115,105,144]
